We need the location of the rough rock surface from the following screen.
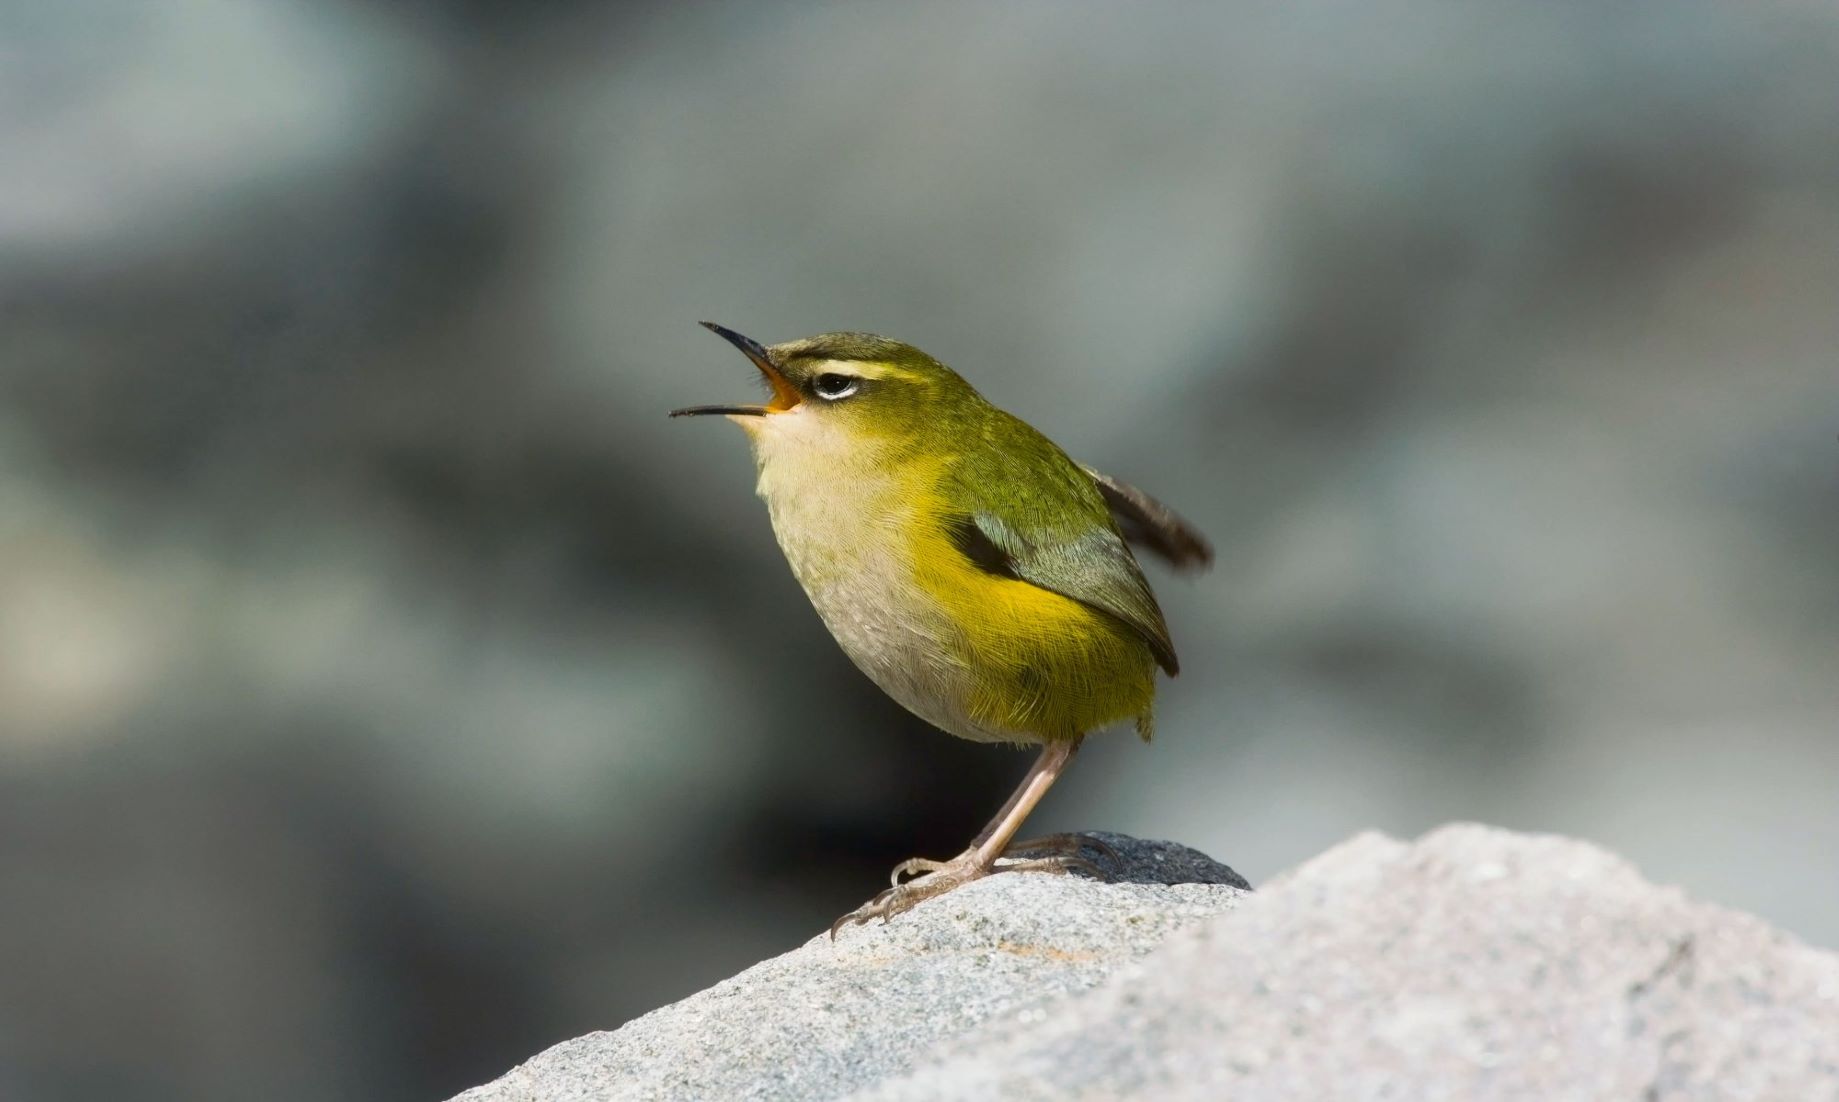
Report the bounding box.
[452,835,1248,1102]
[455,826,1839,1101]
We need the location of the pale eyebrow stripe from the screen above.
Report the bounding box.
[802,358,923,383]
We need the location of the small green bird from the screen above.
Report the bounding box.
[673,323,1211,934]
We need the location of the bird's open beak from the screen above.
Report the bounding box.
[669,322,801,418]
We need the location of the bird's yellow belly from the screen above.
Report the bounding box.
[758,452,1154,744]
[907,520,1157,742]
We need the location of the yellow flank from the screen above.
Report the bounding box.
[905,486,1157,743]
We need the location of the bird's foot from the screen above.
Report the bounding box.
[885,833,1114,886]
[1003,831,1119,875]
[829,835,1114,939]
[831,850,990,938]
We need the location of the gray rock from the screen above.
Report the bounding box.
[455,826,1839,1102]
[453,835,1248,1102]
[871,825,1839,1102]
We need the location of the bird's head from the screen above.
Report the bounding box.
[671,324,980,455]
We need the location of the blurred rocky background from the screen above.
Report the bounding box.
[2,2,1837,1100]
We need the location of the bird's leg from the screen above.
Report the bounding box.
[832,737,1086,937]
[885,750,1045,885]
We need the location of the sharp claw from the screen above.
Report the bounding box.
[831,838,1110,939]
[830,853,996,937]
[1001,832,1118,877]
[890,853,965,886]
[1077,833,1121,865]
[993,853,1106,880]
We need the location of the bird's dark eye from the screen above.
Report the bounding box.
[812,373,860,400]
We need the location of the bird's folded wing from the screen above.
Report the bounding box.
[948,507,1181,677]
